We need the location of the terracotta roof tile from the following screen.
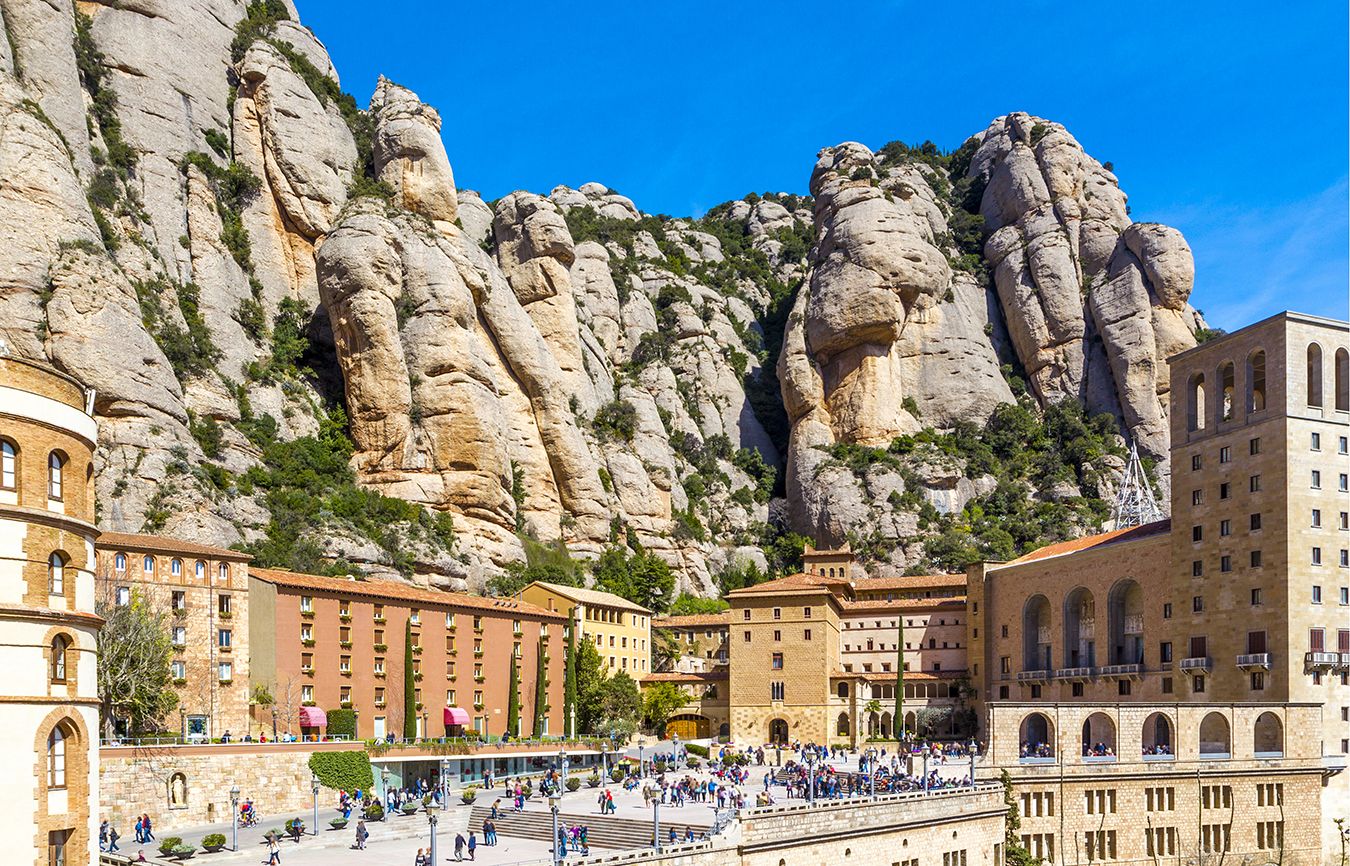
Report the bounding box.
[528,581,652,614]
[250,567,564,619]
[1002,519,1171,566]
[840,597,967,613]
[640,671,728,683]
[96,531,252,561]
[724,572,848,596]
[851,573,967,591]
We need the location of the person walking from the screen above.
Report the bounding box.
[467,831,477,860]
[142,814,155,842]
[108,823,120,853]
[453,832,466,861]
[132,815,143,844]
[266,834,282,865]
[98,821,108,852]
[354,819,368,850]
[414,848,426,866]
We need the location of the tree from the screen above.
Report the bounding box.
[668,593,729,616]
[402,618,416,740]
[506,651,521,736]
[917,706,953,738]
[595,672,641,742]
[573,639,607,734]
[895,616,905,743]
[563,628,578,737]
[592,546,674,613]
[531,638,548,736]
[641,682,689,735]
[652,629,682,672]
[96,585,177,737]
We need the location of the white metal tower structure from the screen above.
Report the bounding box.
[1111,442,1164,529]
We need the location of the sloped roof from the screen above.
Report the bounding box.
[251,568,563,619]
[1002,519,1171,566]
[652,612,732,629]
[528,581,652,615]
[851,573,968,592]
[96,531,252,561]
[724,572,849,597]
[641,671,728,683]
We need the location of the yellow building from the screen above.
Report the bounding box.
[521,581,652,678]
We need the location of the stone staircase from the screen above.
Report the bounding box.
[468,804,709,851]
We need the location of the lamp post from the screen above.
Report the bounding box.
[922,751,929,794]
[868,748,876,799]
[440,757,450,805]
[427,801,439,864]
[310,772,320,836]
[229,785,240,852]
[653,796,661,852]
[969,738,977,787]
[558,747,569,797]
[601,740,609,779]
[638,743,645,779]
[806,751,815,805]
[549,792,562,866]
[381,765,391,811]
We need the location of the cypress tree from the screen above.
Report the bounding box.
[895,616,905,743]
[402,617,417,740]
[532,638,548,736]
[563,627,577,738]
[506,650,521,736]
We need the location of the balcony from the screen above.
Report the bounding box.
[1099,663,1143,679]
[1341,653,1350,670]
[1236,653,1272,670]
[1179,657,1212,674]
[1305,651,1339,669]
[1054,667,1095,681]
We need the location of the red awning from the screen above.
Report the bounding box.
[299,706,327,728]
[444,707,470,726]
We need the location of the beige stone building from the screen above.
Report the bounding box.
[521,581,652,677]
[725,564,973,746]
[640,670,730,740]
[652,611,730,673]
[94,532,252,738]
[0,355,101,866]
[969,312,1350,863]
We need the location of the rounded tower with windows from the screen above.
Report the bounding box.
[0,354,100,866]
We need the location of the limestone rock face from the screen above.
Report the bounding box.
[371,77,457,225]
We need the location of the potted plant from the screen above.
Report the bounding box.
[586,773,602,788]
[364,802,385,821]
[200,833,226,853]
[566,776,581,792]
[329,817,349,830]
[170,844,197,861]
[401,801,420,815]
[158,837,184,858]
[461,786,479,805]
[609,766,625,783]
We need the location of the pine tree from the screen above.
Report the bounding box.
[402,617,417,740]
[531,638,548,736]
[506,650,521,736]
[563,627,577,737]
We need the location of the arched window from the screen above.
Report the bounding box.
[114,553,126,572]
[47,724,68,788]
[1081,712,1117,758]
[1308,344,1324,407]
[195,560,205,579]
[1199,712,1231,757]
[171,559,182,577]
[50,635,69,683]
[837,681,848,699]
[1142,712,1174,757]
[1246,350,1266,413]
[47,451,65,500]
[1023,594,1052,671]
[143,555,154,574]
[0,439,16,490]
[836,712,850,736]
[1187,373,1206,431]
[48,551,66,595]
[1063,587,1097,667]
[1336,348,1349,412]
[1253,712,1283,757]
[1019,713,1055,759]
[1107,579,1144,664]
[219,563,229,580]
[1218,362,1235,421]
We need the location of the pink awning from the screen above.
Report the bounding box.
[444,707,470,726]
[299,706,327,727]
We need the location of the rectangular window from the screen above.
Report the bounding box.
[172,626,186,646]
[1250,672,1265,690]
[803,607,812,618]
[1159,642,1172,663]
[771,652,784,670]
[1309,629,1324,651]
[770,681,785,701]
[218,594,232,615]
[218,628,231,648]
[1191,454,1202,471]
[743,631,751,642]
[1192,561,1203,577]
[1312,470,1322,489]
[1192,525,1203,542]
[1193,675,1206,693]
[1313,548,1323,566]
[1342,474,1349,492]
[1220,556,1231,573]
[1252,588,1262,605]
[1219,446,1231,463]
[772,608,781,620]
[773,630,781,641]
[804,629,812,641]
[218,661,232,681]
[171,591,185,611]
[1162,603,1172,619]
[1314,586,1323,604]
[1249,475,1261,492]
[1312,432,1322,450]
[300,596,312,612]
[1118,679,1131,696]
[1250,550,1262,568]
[1219,519,1231,537]
[302,685,313,702]
[742,609,750,620]
[1193,595,1204,612]
[1192,489,1204,506]
[171,660,186,680]
[1189,636,1207,658]
[1251,512,1262,531]
[1220,482,1230,499]
[1249,437,1261,455]
[1161,677,1173,694]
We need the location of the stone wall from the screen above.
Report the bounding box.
[99,742,347,832]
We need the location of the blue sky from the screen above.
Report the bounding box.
[295,1,1348,330]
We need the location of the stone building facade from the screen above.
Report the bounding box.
[95,533,252,738]
[652,612,730,674]
[0,355,101,866]
[726,568,973,746]
[250,568,566,740]
[968,312,1350,865]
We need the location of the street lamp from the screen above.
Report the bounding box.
[559,748,570,795]
[672,734,681,770]
[868,748,876,799]
[922,750,930,794]
[652,795,661,852]
[310,772,320,836]
[805,751,815,805]
[601,740,609,779]
[427,801,440,864]
[549,791,562,866]
[380,765,391,811]
[229,785,240,851]
[638,742,645,779]
[440,757,450,806]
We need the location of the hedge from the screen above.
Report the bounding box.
[308,750,374,792]
[326,708,356,738]
[684,743,709,758]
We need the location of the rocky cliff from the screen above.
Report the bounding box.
[0,0,1204,589]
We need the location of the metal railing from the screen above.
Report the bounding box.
[1304,651,1338,668]
[1179,656,1212,673]
[1098,663,1142,677]
[1054,666,1095,680]
[1236,653,1271,669]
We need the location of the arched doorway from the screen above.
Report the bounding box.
[1107,579,1144,664]
[1081,712,1117,758]
[1023,595,1052,671]
[1142,712,1174,756]
[836,713,850,736]
[768,718,788,744]
[1253,712,1283,757]
[1199,712,1231,757]
[1063,587,1096,667]
[1019,712,1054,759]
